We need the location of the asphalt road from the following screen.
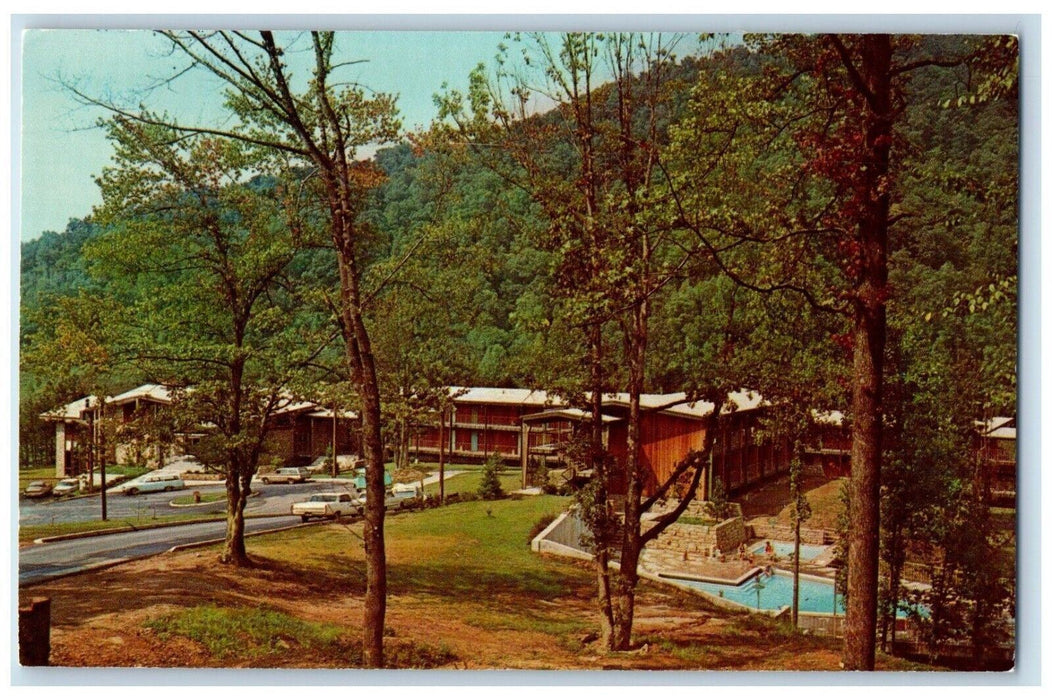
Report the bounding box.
[17,471,461,587]
[18,479,361,526]
[18,515,301,585]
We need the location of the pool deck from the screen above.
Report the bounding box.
[641,539,838,585]
[640,548,760,584]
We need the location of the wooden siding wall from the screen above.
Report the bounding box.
[307,417,357,458]
[454,403,523,427]
[711,411,792,493]
[264,428,295,463]
[411,403,532,460]
[639,413,708,494]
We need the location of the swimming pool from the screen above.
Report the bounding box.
[669,571,844,614]
[666,571,923,618]
[752,540,828,561]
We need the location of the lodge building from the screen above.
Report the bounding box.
[410,386,796,499]
[43,383,1015,505]
[41,384,358,477]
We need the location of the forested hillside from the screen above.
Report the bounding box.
[19,34,1016,464]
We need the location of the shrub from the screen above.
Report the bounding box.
[526,457,549,489]
[477,455,505,500]
[708,477,733,521]
[527,513,559,544]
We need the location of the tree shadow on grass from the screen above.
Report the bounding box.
[21,552,369,626]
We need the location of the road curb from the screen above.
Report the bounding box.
[167,490,261,509]
[28,513,284,545]
[18,551,169,589]
[20,518,307,588]
[166,520,321,553]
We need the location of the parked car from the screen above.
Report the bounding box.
[52,478,81,497]
[391,483,422,500]
[123,474,185,496]
[359,486,418,510]
[306,454,366,474]
[23,480,52,498]
[291,492,363,522]
[258,467,311,485]
[352,468,393,490]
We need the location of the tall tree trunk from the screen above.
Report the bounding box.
[595,548,615,648]
[886,536,902,656]
[612,297,647,651]
[331,407,339,478]
[588,324,616,648]
[841,34,892,671]
[220,356,252,567]
[99,419,108,521]
[335,237,387,668]
[221,466,250,565]
[792,512,802,627]
[357,359,387,668]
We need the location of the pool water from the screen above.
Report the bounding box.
[671,572,844,614]
[752,541,828,561]
[668,572,924,618]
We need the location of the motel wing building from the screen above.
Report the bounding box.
[41,384,359,477]
[410,387,796,499]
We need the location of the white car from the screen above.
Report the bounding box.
[291,492,363,522]
[360,485,420,510]
[123,474,186,496]
[52,478,81,497]
[258,467,311,484]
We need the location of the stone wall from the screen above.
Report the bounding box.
[714,517,747,552]
[645,501,748,557]
[749,520,831,545]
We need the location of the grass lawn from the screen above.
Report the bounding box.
[420,470,523,498]
[19,463,151,491]
[25,492,936,670]
[171,492,227,506]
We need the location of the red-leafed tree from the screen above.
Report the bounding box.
[665,34,1016,669]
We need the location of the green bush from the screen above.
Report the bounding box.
[477,455,505,500]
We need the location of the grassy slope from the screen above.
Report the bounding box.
[27,492,933,670]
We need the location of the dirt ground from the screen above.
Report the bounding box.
[19,544,927,671]
[738,472,845,530]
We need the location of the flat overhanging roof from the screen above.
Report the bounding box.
[521,408,622,424]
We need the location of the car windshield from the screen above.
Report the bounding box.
[310,495,337,502]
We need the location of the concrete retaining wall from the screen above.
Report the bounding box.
[531,511,593,560]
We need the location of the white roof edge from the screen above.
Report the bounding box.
[108,383,173,406]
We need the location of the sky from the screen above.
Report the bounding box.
[17,29,542,242]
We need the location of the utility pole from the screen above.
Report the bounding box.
[86,399,96,494]
[332,403,338,478]
[99,398,108,521]
[438,406,446,505]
